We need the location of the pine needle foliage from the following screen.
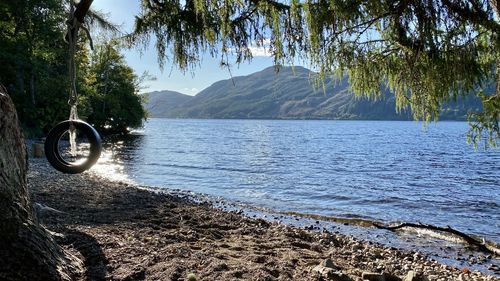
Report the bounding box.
[130,0,499,147]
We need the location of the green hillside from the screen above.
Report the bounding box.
[143,90,193,118]
[145,66,483,120]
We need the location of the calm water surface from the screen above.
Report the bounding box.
[99,119,500,243]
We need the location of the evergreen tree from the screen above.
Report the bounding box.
[81,41,146,134]
[0,0,146,136]
[0,0,69,136]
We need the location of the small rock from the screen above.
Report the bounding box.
[404,271,429,281]
[352,254,363,261]
[232,271,244,278]
[322,258,337,269]
[362,271,401,281]
[212,263,229,271]
[352,244,364,251]
[313,259,351,281]
[186,272,197,281]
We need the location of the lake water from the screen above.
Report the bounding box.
[98,119,500,244]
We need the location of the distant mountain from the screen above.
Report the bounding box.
[143,90,193,118]
[144,66,484,120]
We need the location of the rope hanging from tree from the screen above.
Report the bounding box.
[44,0,101,174]
[66,1,80,155]
[66,0,94,113]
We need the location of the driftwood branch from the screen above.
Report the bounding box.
[373,222,500,256]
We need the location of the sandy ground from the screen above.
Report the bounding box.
[28,158,499,281]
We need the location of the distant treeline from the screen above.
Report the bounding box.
[0,0,146,136]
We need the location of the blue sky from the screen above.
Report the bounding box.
[92,1,278,95]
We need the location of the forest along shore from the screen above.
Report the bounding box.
[28,158,499,281]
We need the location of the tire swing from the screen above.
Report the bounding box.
[45,120,102,174]
[45,1,101,174]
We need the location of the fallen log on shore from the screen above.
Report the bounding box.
[373,222,500,256]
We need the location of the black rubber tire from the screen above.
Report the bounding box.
[44,120,102,174]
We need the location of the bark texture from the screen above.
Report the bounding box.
[0,86,81,281]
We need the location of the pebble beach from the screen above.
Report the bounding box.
[28,158,499,281]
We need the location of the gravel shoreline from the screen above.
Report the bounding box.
[28,158,499,281]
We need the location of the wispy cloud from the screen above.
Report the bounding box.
[247,46,271,57]
[231,39,272,57]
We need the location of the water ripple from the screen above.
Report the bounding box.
[103,119,500,244]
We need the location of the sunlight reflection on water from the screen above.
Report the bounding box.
[90,142,135,184]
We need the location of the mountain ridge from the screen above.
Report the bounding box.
[144,66,483,120]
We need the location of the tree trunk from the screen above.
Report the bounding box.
[0,86,81,280]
